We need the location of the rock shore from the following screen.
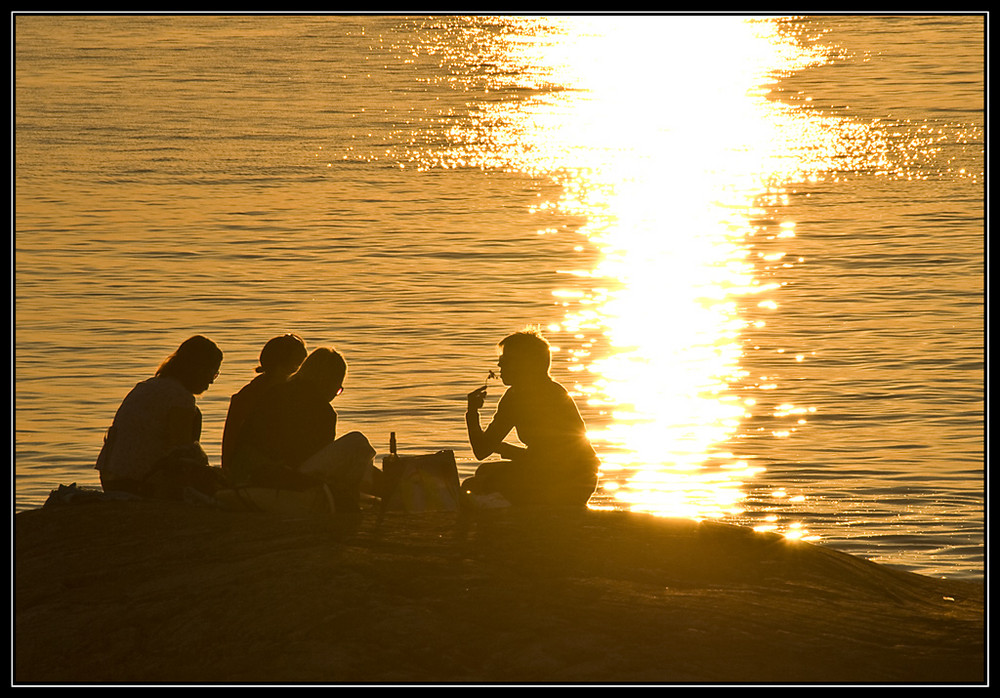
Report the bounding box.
[14,499,985,685]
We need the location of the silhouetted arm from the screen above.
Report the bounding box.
[164,404,209,464]
[165,404,198,451]
[466,386,526,461]
[221,396,242,470]
[466,386,494,459]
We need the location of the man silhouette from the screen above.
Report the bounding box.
[463,329,600,506]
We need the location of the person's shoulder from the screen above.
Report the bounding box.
[260,376,297,407]
[269,378,329,414]
[498,379,561,408]
[543,379,584,411]
[548,376,570,391]
[126,376,154,394]
[242,378,293,424]
[121,375,193,412]
[232,374,272,400]
[542,377,573,398]
[117,377,154,406]
[146,375,193,399]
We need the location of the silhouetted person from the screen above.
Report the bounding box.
[463,329,600,506]
[221,334,307,472]
[230,346,379,511]
[95,335,226,500]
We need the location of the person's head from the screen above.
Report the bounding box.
[156,335,223,395]
[256,333,307,378]
[497,328,551,385]
[289,347,347,402]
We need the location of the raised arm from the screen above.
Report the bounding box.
[465,386,526,461]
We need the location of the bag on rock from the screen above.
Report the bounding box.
[380,450,462,514]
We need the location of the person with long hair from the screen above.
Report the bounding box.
[230,346,379,511]
[221,334,307,472]
[95,335,226,500]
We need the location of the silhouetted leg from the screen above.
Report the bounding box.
[461,460,533,503]
[463,459,597,507]
[298,431,377,510]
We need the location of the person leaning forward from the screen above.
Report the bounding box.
[95,335,227,500]
[230,346,381,511]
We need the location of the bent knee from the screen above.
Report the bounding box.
[475,460,511,477]
[339,431,375,456]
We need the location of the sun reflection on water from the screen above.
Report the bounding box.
[402,16,859,539]
[507,17,827,533]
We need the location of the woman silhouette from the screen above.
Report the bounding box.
[230,346,380,510]
[96,335,226,500]
[221,334,307,472]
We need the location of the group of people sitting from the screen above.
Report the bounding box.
[94,329,600,511]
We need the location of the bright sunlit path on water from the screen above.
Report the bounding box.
[345,15,980,553]
[545,19,820,533]
[426,16,841,538]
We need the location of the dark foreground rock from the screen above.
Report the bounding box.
[14,500,984,685]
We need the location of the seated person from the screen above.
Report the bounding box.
[463,329,600,506]
[95,335,227,500]
[221,333,307,472]
[230,346,380,510]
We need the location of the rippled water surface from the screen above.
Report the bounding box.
[15,14,984,579]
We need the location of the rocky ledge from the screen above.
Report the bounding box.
[14,498,984,685]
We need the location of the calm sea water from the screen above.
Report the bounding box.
[14,14,984,580]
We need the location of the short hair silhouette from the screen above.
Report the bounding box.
[498,328,551,373]
[257,333,307,375]
[290,347,347,387]
[155,335,223,392]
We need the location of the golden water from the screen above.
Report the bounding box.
[15,14,984,578]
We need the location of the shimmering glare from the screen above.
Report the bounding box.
[459,17,831,529]
[380,16,956,539]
